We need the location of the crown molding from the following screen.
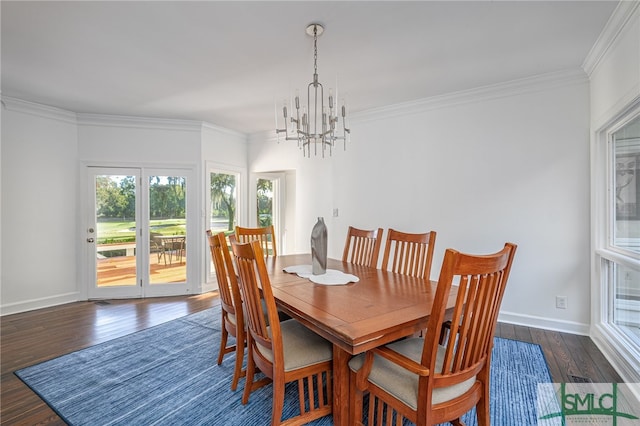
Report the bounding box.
[1,96,78,124]
[583,0,640,76]
[249,69,588,143]
[201,121,246,138]
[351,69,588,124]
[1,95,244,135]
[76,113,205,132]
[77,112,245,137]
[249,129,279,144]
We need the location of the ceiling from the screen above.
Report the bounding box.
[1,1,618,135]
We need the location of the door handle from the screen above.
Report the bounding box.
[87,238,95,243]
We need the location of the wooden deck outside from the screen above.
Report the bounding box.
[97,250,187,286]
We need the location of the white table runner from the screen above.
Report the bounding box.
[283,264,359,285]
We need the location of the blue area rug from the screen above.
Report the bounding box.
[15,307,552,425]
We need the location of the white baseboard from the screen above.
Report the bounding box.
[1,292,80,316]
[498,310,590,335]
[1,285,219,316]
[200,282,219,294]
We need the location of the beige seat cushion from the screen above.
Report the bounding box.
[348,338,476,410]
[226,312,237,327]
[257,319,333,372]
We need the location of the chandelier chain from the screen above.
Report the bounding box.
[313,26,318,76]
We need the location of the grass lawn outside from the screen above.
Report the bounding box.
[98,219,186,244]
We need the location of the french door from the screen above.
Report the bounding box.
[86,166,192,299]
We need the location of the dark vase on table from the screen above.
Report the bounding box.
[311,217,327,275]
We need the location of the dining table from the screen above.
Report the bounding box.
[262,254,458,426]
[155,234,186,264]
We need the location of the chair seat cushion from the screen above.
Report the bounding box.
[348,338,476,410]
[226,312,237,327]
[258,319,333,372]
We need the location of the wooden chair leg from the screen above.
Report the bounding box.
[271,379,285,425]
[217,320,228,365]
[477,380,490,426]
[242,346,256,405]
[231,339,245,391]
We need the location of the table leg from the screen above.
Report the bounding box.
[332,345,350,426]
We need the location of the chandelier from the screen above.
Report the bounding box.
[276,24,350,157]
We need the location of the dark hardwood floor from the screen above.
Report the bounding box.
[1,294,622,425]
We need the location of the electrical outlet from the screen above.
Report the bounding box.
[332,208,339,217]
[556,296,568,309]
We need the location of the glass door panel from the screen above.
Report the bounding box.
[148,175,187,285]
[88,168,142,299]
[87,167,192,299]
[253,173,285,254]
[257,177,275,255]
[257,178,274,227]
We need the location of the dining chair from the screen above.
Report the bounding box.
[235,225,277,256]
[171,235,185,263]
[231,239,333,425]
[348,243,517,426]
[206,230,245,391]
[342,226,384,268]
[150,232,168,265]
[381,229,436,282]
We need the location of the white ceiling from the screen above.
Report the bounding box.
[1,1,618,135]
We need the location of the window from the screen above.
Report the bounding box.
[613,118,640,253]
[595,106,640,359]
[209,172,238,235]
[206,168,240,282]
[609,113,640,344]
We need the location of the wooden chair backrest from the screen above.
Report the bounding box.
[342,226,383,268]
[381,229,436,281]
[235,225,277,257]
[422,243,517,393]
[206,231,242,321]
[231,240,284,373]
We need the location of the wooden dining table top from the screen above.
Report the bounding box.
[261,253,457,425]
[263,253,458,355]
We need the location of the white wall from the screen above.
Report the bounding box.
[249,72,593,334]
[202,123,247,167]
[0,102,249,314]
[1,99,80,313]
[249,133,333,254]
[588,2,640,130]
[78,116,202,163]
